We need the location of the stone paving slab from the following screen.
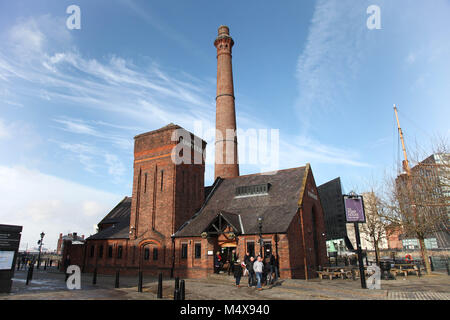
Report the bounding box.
[1,269,449,300]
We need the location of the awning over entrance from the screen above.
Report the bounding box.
[203,211,242,237]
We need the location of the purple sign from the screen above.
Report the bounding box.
[344,197,366,223]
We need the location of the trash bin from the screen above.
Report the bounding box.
[379,261,391,280]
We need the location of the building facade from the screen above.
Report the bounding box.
[64,26,328,279]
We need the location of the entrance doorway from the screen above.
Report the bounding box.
[218,243,237,274]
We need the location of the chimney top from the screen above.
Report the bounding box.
[218,25,229,36]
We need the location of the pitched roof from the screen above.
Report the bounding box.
[86,197,131,240]
[86,219,130,240]
[174,166,307,237]
[98,197,131,226]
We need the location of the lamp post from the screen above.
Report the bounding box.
[258,217,263,257]
[37,232,45,269]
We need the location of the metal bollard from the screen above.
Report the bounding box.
[174,277,180,300]
[44,260,47,270]
[180,280,185,300]
[93,267,97,285]
[26,265,34,285]
[429,257,434,272]
[138,271,143,292]
[157,273,163,299]
[115,270,120,288]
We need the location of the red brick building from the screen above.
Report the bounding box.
[65,26,328,279]
[56,232,84,255]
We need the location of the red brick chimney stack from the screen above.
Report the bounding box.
[214,25,239,180]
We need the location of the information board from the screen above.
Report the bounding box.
[0,251,15,270]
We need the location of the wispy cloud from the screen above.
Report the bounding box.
[0,13,370,188]
[295,0,365,133]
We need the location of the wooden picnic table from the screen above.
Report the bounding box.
[318,266,359,280]
[391,263,421,277]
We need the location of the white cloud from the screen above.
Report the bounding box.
[0,165,122,251]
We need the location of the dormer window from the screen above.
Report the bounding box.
[235,183,271,198]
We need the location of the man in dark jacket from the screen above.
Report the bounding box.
[247,256,256,287]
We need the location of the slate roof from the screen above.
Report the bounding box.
[98,197,131,225]
[86,197,131,240]
[86,219,130,240]
[174,166,307,237]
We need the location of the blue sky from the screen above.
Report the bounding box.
[0,0,449,250]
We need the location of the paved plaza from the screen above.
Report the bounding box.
[1,267,449,300]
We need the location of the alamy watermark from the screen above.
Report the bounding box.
[367,5,381,30]
[66,5,81,30]
[170,121,280,174]
[367,264,381,289]
[66,265,81,290]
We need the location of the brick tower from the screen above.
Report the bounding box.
[128,124,206,273]
[214,25,239,180]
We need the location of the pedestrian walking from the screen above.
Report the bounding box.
[253,256,264,290]
[247,256,256,287]
[233,260,244,287]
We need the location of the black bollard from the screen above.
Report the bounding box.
[157,273,163,298]
[26,265,34,285]
[138,271,143,292]
[446,262,450,276]
[417,264,421,277]
[429,257,434,272]
[17,261,20,270]
[174,277,180,300]
[180,280,185,300]
[115,270,120,288]
[93,267,97,285]
[44,260,47,270]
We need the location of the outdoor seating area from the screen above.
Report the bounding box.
[317,266,361,280]
[390,264,421,278]
[317,261,425,281]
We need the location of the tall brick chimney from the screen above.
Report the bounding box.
[214,25,239,180]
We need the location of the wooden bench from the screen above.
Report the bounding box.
[391,265,420,277]
[317,271,342,280]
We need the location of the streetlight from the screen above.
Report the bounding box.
[257,216,263,257]
[37,232,45,269]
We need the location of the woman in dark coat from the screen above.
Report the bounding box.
[233,261,244,287]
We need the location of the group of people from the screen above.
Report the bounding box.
[214,249,279,290]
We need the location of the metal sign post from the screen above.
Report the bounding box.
[343,193,367,289]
